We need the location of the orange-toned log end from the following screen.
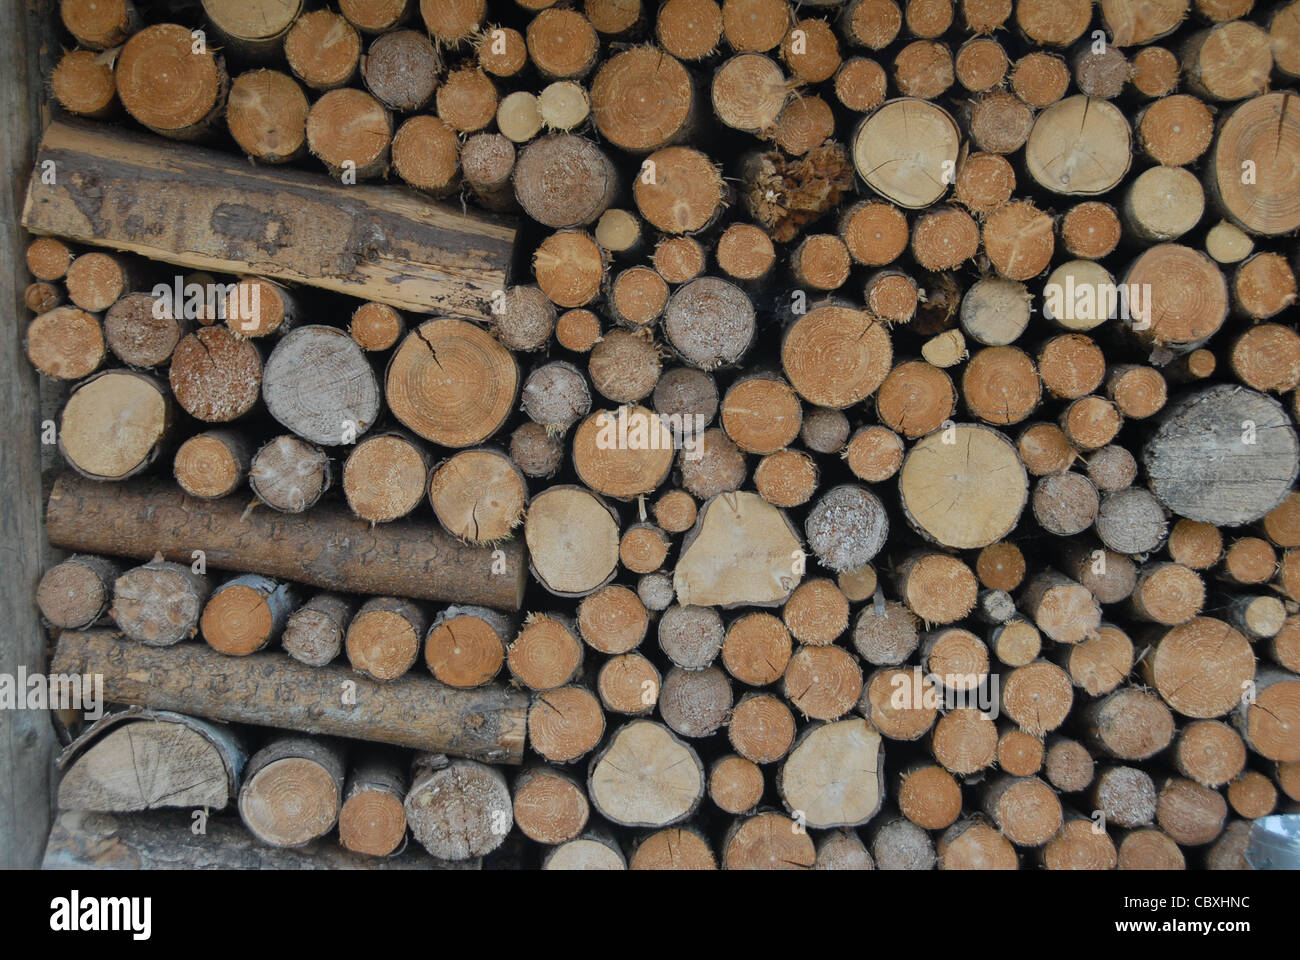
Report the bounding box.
[512,767,589,845]
[1061,202,1123,259]
[1130,45,1179,97]
[862,667,935,740]
[51,49,118,117]
[955,37,1006,92]
[62,0,136,49]
[227,69,309,163]
[931,708,998,775]
[893,40,954,100]
[534,231,606,308]
[834,57,888,112]
[984,776,1063,847]
[753,449,818,508]
[1044,738,1094,793]
[630,828,718,870]
[201,584,278,657]
[1175,720,1246,788]
[611,268,670,328]
[1227,771,1277,820]
[1118,829,1186,870]
[898,764,962,830]
[709,754,765,815]
[961,0,1011,33]
[723,812,815,870]
[528,685,606,763]
[425,613,507,688]
[508,614,583,691]
[728,693,796,763]
[306,88,391,177]
[938,819,1018,870]
[653,237,707,285]
[781,18,841,83]
[349,302,404,352]
[983,201,1055,281]
[591,47,693,153]
[657,0,724,61]
[1001,661,1073,736]
[428,448,526,543]
[65,253,126,313]
[597,651,660,715]
[338,788,407,857]
[419,0,485,42]
[346,603,422,681]
[1010,52,1069,107]
[997,728,1043,777]
[174,432,247,500]
[26,307,105,381]
[285,12,362,91]
[26,237,73,282]
[578,584,649,654]
[436,66,498,134]
[1017,0,1092,46]
[392,115,459,196]
[954,152,1014,215]
[340,434,425,524]
[619,524,670,574]
[845,426,904,483]
[554,309,601,353]
[1043,819,1117,870]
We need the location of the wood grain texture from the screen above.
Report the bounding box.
[22,119,517,321]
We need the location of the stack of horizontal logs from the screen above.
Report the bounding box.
[27,0,1300,870]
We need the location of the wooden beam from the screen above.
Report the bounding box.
[22,119,518,321]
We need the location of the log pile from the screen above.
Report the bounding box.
[25,0,1300,871]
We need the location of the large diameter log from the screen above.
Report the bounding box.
[1143,385,1299,526]
[43,809,476,870]
[50,630,528,764]
[22,119,516,321]
[46,474,526,610]
[1207,93,1300,236]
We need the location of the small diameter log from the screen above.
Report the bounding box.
[784,646,862,721]
[249,435,332,514]
[754,449,818,507]
[598,652,660,716]
[960,277,1030,346]
[282,593,356,667]
[852,98,960,209]
[338,754,408,857]
[61,0,139,49]
[675,491,803,607]
[1040,815,1117,870]
[1017,0,1092,45]
[983,202,1055,281]
[52,630,527,763]
[937,818,1018,869]
[1020,571,1100,645]
[899,423,1029,550]
[728,691,796,764]
[895,762,962,830]
[853,602,919,667]
[342,432,430,524]
[722,811,817,870]
[980,775,1063,847]
[659,666,732,738]
[285,11,361,91]
[522,362,591,433]
[861,667,937,742]
[1236,668,1300,762]
[1044,737,1094,794]
[1054,623,1133,697]
[239,736,346,848]
[590,47,695,153]
[1118,829,1185,870]
[350,303,405,353]
[876,361,956,439]
[427,447,528,544]
[1081,688,1176,761]
[47,475,526,610]
[201,575,296,657]
[227,70,309,163]
[893,40,954,99]
[814,830,872,871]
[513,765,590,846]
[523,684,603,764]
[722,612,792,686]
[110,558,209,647]
[1127,563,1204,625]
[362,29,438,112]
[169,327,262,423]
[897,554,977,626]
[65,252,129,312]
[1094,488,1167,557]
[588,720,704,828]
[425,605,513,689]
[712,53,780,134]
[620,524,670,574]
[539,81,592,131]
[845,427,904,484]
[1072,40,1129,100]
[1143,384,1299,526]
[720,374,802,455]
[115,24,227,140]
[1174,720,1247,789]
[345,597,428,682]
[58,371,171,483]
[57,711,245,812]
[954,152,1015,216]
[26,236,73,281]
[656,604,724,671]
[929,707,997,776]
[657,0,723,59]
[1157,777,1228,847]
[526,8,599,80]
[991,619,1042,668]
[1232,254,1298,321]
[956,36,1007,91]
[386,318,519,447]
[37,555,122,631]
[1228,595,1287,642]
[595,211,644,261]
[508,614,583,692]
[709,754,764,816]
[26,306,105,381]
[391,117,459,198]
[869,815,935,871]
[103,292,188,370]
[778,718,884,829]
[588,331,660,403]
[967,91,1034,154]
[534,230,607,309]
[461,133,516,211]
[51,49,117,118]
[1123,166,1205,242]
[406,759,511,861]
[173,431,251,501]
[783,303,890,410]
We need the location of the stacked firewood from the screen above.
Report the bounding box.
[26,0,1300,870]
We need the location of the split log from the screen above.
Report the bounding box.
[110,557,210,647]
[57,709,245,812]
[239,736,346,848]
[52,629,527,763]
[350,303,406,353]
[23,119,516,320]
[46,475,527,610]
[37,555,122,631]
